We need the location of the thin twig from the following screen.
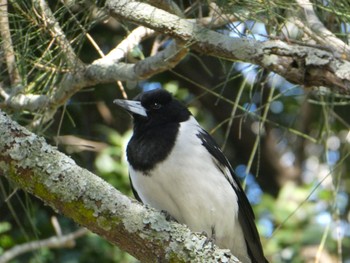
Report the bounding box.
[0,84,10,100]
[51,216,63,236]
[104,26,156,63]
[272,151,350,237]
[0,228,89,263]
[58,1,153,100]
[0,0,22,86]
[33,0,83,69]
[245,86,275,176]
[59,0,128,98]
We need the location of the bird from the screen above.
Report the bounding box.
[114,88,268,263]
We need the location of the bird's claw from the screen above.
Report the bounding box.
[202,226,216,248]
[161,210,178,222]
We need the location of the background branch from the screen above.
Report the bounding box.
[105,26,156,63]
[0,0,21,86]
[33,0,83,69]
[0,228,88,263]
[0,27,187,124]
[106,0,350,92]
[296,0,350,58]
[3,0,350,117]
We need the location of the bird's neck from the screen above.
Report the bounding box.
[127,122,180,173]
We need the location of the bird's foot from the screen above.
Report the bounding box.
[202,226,216,248]
[161,210,178,222]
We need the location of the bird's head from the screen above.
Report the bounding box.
[114,89,191,128]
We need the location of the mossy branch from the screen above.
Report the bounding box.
[0,110,239,263]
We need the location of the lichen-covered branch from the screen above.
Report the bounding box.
[0,111,239,263]
[141,0,184,17]
[49,39,188,109]
[1,12,187,117]
[4,0,350,117]
[296,0,350,58]
[1,37,187,119]
[106,0,350,93]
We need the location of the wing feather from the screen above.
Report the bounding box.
[197,129,267,262]
[129,175,143,202]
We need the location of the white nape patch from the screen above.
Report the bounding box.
[129,116,249,260]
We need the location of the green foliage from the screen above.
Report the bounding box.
[94,126,131,195]
[0,222,13,252]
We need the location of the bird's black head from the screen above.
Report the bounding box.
[114,89,191,130]
[115,89,192,171]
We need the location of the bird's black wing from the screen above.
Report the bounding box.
[197,129,268,263]
[129,175,143,202]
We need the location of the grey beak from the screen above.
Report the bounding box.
[113,99,147,117]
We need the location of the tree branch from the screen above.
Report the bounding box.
[52,39,188,105]
[1,5,188,119]
[295,0,350,58]
[0,228,88,263]
[1,36,188,123]
[141,0,184,17]
[106,0,350,93]
[4,0,350,119]
[0,110,240,262]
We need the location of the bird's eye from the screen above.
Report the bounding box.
[151,102,162,110]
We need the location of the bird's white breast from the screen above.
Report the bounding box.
[129,116,249,260]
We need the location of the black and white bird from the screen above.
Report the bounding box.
[114,88,268,263]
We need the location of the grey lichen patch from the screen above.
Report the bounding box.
[184,234,207,251]
[170,224,191,243]
[122,204,146,233]
[6,134,37,165]
[143,210,172,232]
[143,216,172,242]
[210,246,240,263]
[166,229,240,263]
[334,61,350,79]
[88,180,116,207]
[36,154,88,203]
[260,41,290,56]
[305,50,331,66]
[183,233,213,260]
[83,177,132,218]
[164,225,190,259]
[166,228,202,260]
[262,54,279,67]
[0,114,31,147]
[40,142,55,153]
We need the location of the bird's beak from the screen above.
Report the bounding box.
[113,99,147,117]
